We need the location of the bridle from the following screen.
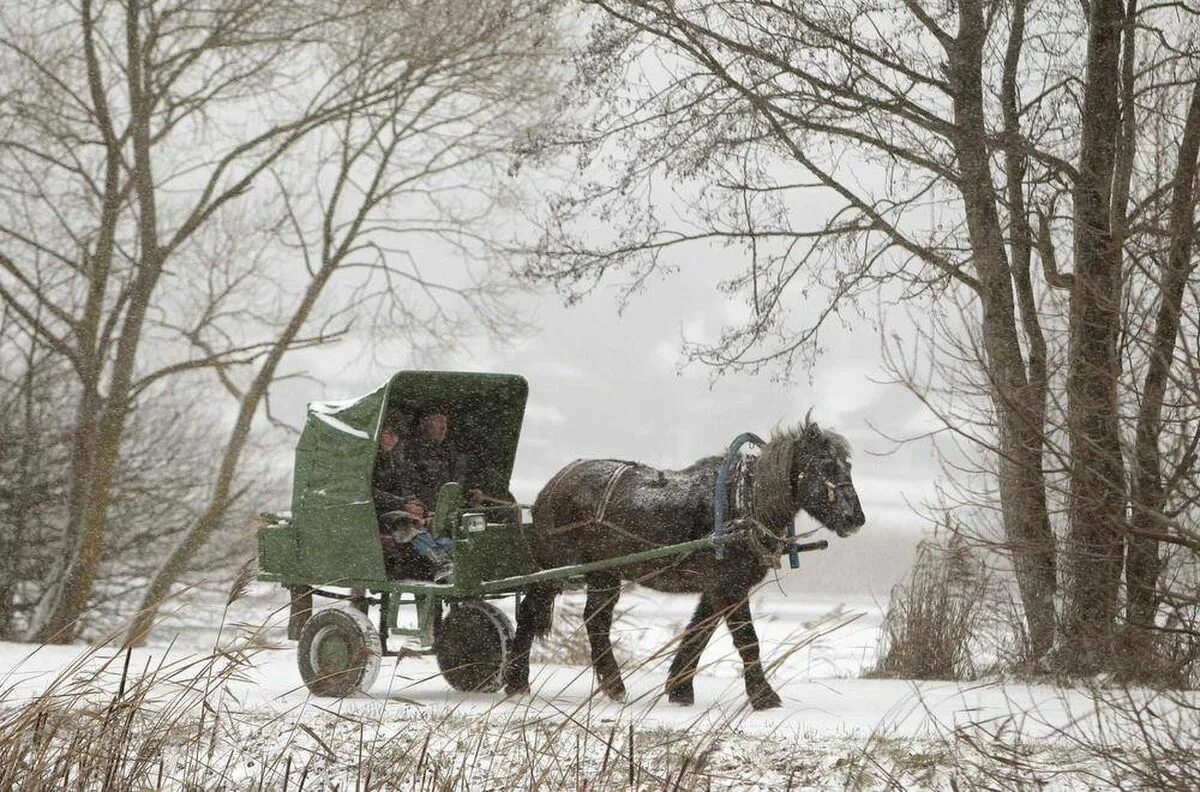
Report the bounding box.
[795,462,854,506]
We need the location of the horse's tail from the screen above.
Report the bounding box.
[522,581,561,637]
[523,458,609,636]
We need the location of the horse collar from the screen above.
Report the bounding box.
[713,432,766,559]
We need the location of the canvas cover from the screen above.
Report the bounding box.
[269,371,528,583]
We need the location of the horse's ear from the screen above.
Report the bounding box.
[803,409,820,440]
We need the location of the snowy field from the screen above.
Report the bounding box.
[2,584,1198,790]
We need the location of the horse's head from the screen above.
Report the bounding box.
[786,414,865,538]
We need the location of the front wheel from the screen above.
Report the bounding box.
[297,606,381,697]
[435,600,514,692]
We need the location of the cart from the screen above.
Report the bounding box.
[257,370,826,696]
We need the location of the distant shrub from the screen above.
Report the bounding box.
[1111,547,1200,688]
[870,529,989,680]
[1113,600,1200,689]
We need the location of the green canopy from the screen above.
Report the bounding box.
[280,371,528,583]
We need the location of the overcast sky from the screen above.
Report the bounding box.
[269,247,942,595]
[257,14,951,595]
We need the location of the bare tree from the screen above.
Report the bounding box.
[1120,51,1200,669]
[0,308,259,640]
[0,0,557,642]
[0,309,70,638]
[1051,0,1127,670]
[522,0,1058,658]
[128,3,558,642]
[520,1,1200,672]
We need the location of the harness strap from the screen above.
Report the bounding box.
[595,462,633,524]
[539,459,632,538]
[714,432,766,559]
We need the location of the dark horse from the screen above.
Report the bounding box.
[504,415,865,709]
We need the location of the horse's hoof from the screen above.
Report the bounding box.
[666,687,694,706]
[601,681,627,702]
[750,689,782,710]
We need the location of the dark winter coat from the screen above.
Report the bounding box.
[373,437,472,516]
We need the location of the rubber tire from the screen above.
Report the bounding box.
[297,606,381,697]
[435,600,514,692]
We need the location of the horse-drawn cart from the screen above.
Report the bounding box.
[257,371,833,698]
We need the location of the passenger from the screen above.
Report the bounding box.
[374,411,456,583]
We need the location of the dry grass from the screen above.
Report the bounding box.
[0,629,277,789]
[5,581,1197,790]
[869,531,990,680]
[532,594,629,668]
[0,576,288,792]
[0,584,859,791]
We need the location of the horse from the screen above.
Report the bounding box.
[504,414,865,710]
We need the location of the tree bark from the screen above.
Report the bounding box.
[1124,75,1200,658]
[949,0,1057,659]
[34,0,165,643]
[1058,0,1127,671]
[26,0,128,643]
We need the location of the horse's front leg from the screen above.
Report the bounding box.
[583,572,626,701]
[723,596,782,710]
[665,593,721,705]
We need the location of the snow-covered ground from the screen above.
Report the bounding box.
[2,585,1198,790]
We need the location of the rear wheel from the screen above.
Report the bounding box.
[297,606,381,697]
[435,600,513,692]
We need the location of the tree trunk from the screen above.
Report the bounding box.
[949,1,1057,658]
[33,0,164,643]
[1058,0,1127,672]
[2,354,40,638]
[1124,76,1200,664]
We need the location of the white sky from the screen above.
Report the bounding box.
[274,249,942,525]
[270,259,940,595]
[258,14,951,594]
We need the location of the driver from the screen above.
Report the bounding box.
[398,407,466,507]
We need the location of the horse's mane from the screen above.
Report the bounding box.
[753,412,851,527]
[769,411,852,462]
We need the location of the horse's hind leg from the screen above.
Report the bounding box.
[505,582,559,695]
[505,596,535,695]
[723,596,782,710]
[583,571,626,701]
[665,593,720,705]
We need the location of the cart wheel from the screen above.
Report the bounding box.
[435,600,514,692]
[297,606,381,697]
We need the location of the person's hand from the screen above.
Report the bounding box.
[466,488,484,507]
[404,500,427,523]
[382,510,420,543]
